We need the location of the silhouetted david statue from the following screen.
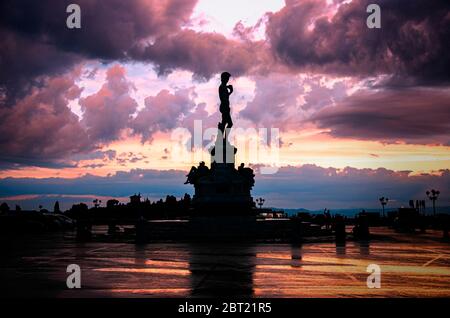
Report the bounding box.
[184,71,255,212]
[218,72,233,136]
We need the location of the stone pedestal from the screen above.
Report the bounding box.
[188,136,255,214]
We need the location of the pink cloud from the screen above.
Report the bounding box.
[239,74,349,130]
[131,29,268,79]
[80,65,138,142]
[310,88,450,145]
[132,88,196,142]
[266,0,450,85]
[0,70,92,167]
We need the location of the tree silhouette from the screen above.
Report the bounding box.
[93,198,102,208]
[0,202,10,214]
[107,199,120,208]
[426,189,440,216]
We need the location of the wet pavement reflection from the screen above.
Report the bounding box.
[1,227,450,298]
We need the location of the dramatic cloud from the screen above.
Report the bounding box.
[0,0,197,59]
[131,29,269,79]
[1,165,448,210]
[240,73,305,128]
[0,0,449,181]
[310,88,450,145]
[240,74,349,129]
[0,0,270,97]
[2,0,449,99]
[80,65,138,142]
[0,29,81,103]
[0,70,93,167]
[266,0,450,85]
[132,88,197,142]
[0,0,198,101]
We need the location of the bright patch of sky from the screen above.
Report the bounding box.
[187,0,285,39]
[71,61,258,121]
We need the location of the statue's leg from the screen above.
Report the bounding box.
[227,114,233,128]
[218,112,226,137]
[224,113,233,140]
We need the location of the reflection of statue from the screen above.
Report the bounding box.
[189,243,255,297]
[218,72,233,137]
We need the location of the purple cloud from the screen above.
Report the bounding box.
[239,74,349,130]
[132,88,197,142]
[310,88,450,145]
[0,70,93,167]
[131,29,267,79]
[0,0,198,101]
[80,65,138,142]
[266,0,450,85]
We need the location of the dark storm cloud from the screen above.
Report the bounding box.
[130,29,268,79]
[0,29,82,103]
[0,62,207,167]
[0,0,269,96]
[0,0,198,101]
[266,0,450,85]
[0,70,95,167]
[0,64,144,167]
[2,0,449,97]
[0,0,196,58]
[310,88,450,145]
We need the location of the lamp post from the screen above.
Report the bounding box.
[426,189,440,216]
[379,197,389,218]
[256,197,265,209]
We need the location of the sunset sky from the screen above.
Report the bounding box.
[0,0,449,210]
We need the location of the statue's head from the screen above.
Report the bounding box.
[221,71,231,83]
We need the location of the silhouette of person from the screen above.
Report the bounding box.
[197,161,209,177]
[237,163,255,188]
[185,166,197,184]
[218,72,233,136]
